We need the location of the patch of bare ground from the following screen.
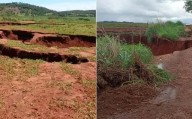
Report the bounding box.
[0,46,96,118]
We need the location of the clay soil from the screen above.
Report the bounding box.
[97,25,192,119]
[0,52,96,119]
[97,45,192,119]
[98,25,192,56]
[0,29,96,118]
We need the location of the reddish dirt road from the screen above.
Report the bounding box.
[105,47,192,119]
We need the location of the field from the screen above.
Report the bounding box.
[0,16,96,36]
[97,21,192,119]
[0,14,96,119]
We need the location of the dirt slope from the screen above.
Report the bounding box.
[109,47,192,119]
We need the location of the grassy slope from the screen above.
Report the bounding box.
[0,3,96,36]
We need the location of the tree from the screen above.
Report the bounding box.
[185,0,192,13]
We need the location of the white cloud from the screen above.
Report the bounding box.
[97,0,192,23]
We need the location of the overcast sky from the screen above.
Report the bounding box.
[0,0,96,11]
[97,0,192,23]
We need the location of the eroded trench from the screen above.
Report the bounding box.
[0,29,96,63]
[98,33,192,90]
[118,34,192,56]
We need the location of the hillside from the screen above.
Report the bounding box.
[0,2,96,17]
[59,10,96,17]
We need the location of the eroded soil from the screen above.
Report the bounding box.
[0,29,96,48]
[99,46,192,119]
[0,50,96,119]
[0,29,96,118]
[98,25,192,56]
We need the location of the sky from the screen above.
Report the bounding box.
[0,0,96,11]
[97,0,192,24]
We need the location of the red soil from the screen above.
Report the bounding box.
[106,47,192,119]
[0,61,96,119]
[0,29,96,48]
[104,33,192,56]
[0,43,88,63]
[98,25,192,56]
[97,25,192,119]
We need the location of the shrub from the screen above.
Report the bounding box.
[97,35,152,69]
[145,20,186,42]
[97,35,171,87]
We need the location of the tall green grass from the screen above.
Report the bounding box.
[97,35,171,86]
[97,35,152,69]
[145,21,186,42]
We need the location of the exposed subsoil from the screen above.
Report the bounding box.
[97,85,157,119]
[0,28,96,63]
[98,45,192,119]
[97,26,192,119]
[98,25,192,56]
[0,61,96,119]
[0,29,96,48]
[119,34,192,56]
[0,43,88,64]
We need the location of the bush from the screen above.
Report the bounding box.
[97,35,152,69]
[145,20,186,42]
[97,35,171,87]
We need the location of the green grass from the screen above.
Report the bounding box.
[97,22,147,28]
[97,35,152,69]
[0,16,96,36]
[60,62,81,78]
[0,15,96,24]
[0,55,43,80]
[148,65,172,85]
[5,40,59,53]
[97,35,171,86]
[145,21,186,42]
[0,23,96,36]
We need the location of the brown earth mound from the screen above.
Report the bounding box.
[0,44,88,64]
[97,84,157,119]
[0,29,96,48]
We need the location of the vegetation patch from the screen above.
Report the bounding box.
[97,22,147,28]
[5,39,58,53]
[0,55,43,80]
[145,21,186,42]
[97,35,171,89]
[0,3,96,36]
